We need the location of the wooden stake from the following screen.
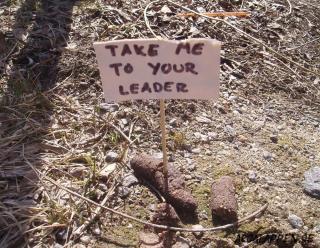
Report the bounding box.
[160,99,168,179]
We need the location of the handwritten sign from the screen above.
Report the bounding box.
[93,39,221,102]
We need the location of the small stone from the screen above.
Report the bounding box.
[248,170,257,183]
[303,166,320,199]
[313,224,320,233]
[270,134,278,143]
[123,174,139,187]
[199,211,209,220]
[192,224,204,238]
[99,163,117,179]
[70,166,87,178]
[117,186,131,198]
[161,5,172,14]
[139,232,162,248]
[238,135,248,143]
[93,227,101,236]
[73,244,86,248]
[105,151,118,162]
[208,132,218,140]
[196,116,211,124]
[262,151,273,161]
[288,214,304,229]
[127,223,133,228]
[80,235,91,244]
[56,229,68,242]
[99,102,119,112]
[191,148,201,154]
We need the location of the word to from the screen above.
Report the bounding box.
[93,39,221,102]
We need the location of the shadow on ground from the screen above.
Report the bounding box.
[0,1,75,247]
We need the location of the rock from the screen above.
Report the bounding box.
[99,102,119,112]
[161,5,172,14]
[248,170,257,183]
[123,174,139,187]
[192,224,204,238]
[99,163,117,180]
[238,135,248,143]
[70,166,87,178]
[139,232,162,248]
[191,148,201,154]
[153,152,163,159]
[80,235,91,244]
[303,166,320,199]
[105,151,118,162]
[262,151,273,161]
[270,134,278,143]
[73,244,86,248]
[173,236,190,248]
[210,176,238,224]
[196,116,211,124]
[288,214,304,229]
[54,244,63,248]
[199,210,209,220]
[56,229,68,242]
[93,227,101,236]
[117,186,130,198]
[313,224,320,233]
[208,132,218,139]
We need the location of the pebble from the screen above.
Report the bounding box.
[262,151,273,161]
[117,186,131,198]
[303,166,320,199]
[105,151,118,162]
[160,5,172,14]
[288,214,304,229]
[191,148,201,154]
[199,210,209,220]
[99,102,119,112]
[99,163,117,179]
[93,227,101,236]
[270,134,278,143]
[153,152,163,159]
[196,116,211,124]
[248,170,257,183]
[54,244,63,248]
[192,224,204,238]
[208,132,218,140]
[313,224,320,233]
[80,235,91,244]
[123,174,139,187]
[139,232,162,248]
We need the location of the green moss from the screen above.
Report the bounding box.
[213,164,236,179]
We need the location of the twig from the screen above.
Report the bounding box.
[43,172,268,232]
[109,123,133,144]
[177,11,250,18]
[285,0,292,15]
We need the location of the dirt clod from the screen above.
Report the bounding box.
[210,176,238,224]
[131,153,198,214]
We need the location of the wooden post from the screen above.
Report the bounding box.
[159,99,168,179]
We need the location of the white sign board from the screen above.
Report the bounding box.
[93,39,221,102]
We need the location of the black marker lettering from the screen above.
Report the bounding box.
[164,82,174,92]
[148,44,159,56]
[192,43,204,55]
[105,45,118,56]
[147,62,161,75]
[124,63,133,73]
[161,64,172,74]
[141,82,152,93]
[119,85,129,95]
[109,63,122,76]
[133,45,146,56]
[130,83,139,94]
[153,82,162,92]
[176,83,188,92]
[173,64,184,73]
[185,62,198,75]
[175,42,190,55]
[121,44,132,56]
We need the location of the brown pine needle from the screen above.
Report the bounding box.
[177,11,250,18]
